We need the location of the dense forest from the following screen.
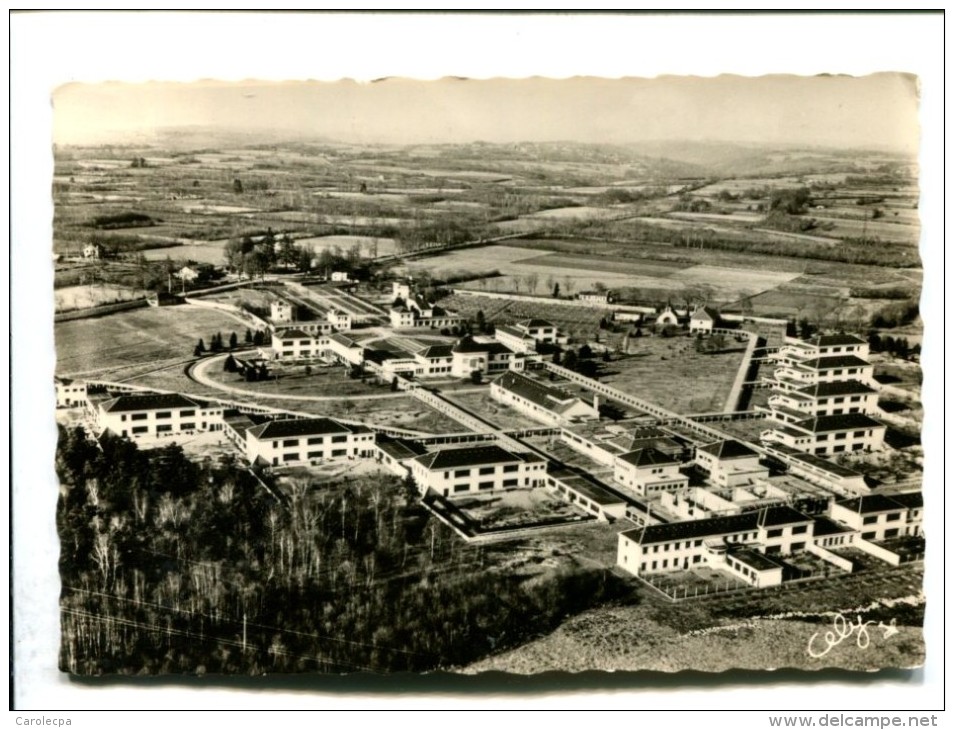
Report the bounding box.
[56,426,623,675]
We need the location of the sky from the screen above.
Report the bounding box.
[52,73,920,153]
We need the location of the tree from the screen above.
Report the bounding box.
[552,282,560,298]
[304,365,313,376]
[194,338,206,356]
[229,332,239,350]
[233,178,244,194]
[563,350,578,371]
[476,310,486,333]
[253,330,265,347]
[593,281,607,293]
[470,370,483,385]
[578,343,593,360]
[223,354,238,373]
[245,328,253,344]
[390,377,399,392]
[798,318,815,340]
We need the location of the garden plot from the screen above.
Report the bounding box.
[453,488,589,532]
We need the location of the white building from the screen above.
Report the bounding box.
[55,377,87,408]
[268,328,327,361]
[689,305,720,334]
[176,266,201,284]
[327,309,353,331]
[617,505,817,588]
[392,280,413,301]
[408,444,547,497]
[760,413,886,455]
[93,392,224,439]
[694,439,769,487]
[829,492,923,541]
[494,319,567,354]
[761,332,884,455]
[767,380,879,423]
[245,417,374,466]
[324,332,365,366]
[389,294,465,330]
[577,291,611,305]
[451,336,524,378]
[331,271,351,283]
[613,447,688,496]
[490,371,599,427]
[270,300,297,324]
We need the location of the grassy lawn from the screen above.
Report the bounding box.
[55,305,250,375]
[444,390,545,431]
[577,334,745,414]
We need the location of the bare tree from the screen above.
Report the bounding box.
[563,275,575,296]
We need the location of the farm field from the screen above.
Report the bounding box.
[55,305,250,376]
[139,241,227,264]
[54,284,148,312]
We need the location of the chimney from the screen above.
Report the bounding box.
[593,394,600,411]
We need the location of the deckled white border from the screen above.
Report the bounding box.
[9,10,945,717]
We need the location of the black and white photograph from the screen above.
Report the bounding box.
[10,10,945,718]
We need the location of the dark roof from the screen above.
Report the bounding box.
[801,355,871,370]
[547,468,625,506]
[494,371,587,415]
[810,333,867,348]
[812,516,855,537]
[452,336,513,356]
[794,413,883,433]
[495,324,530,340]
[626,436,683,455]
[375,436,428,461]
[698,439,759,461]
[413,444,541,471]
[888,491,923,510]
[222,411,268,440]
[758,505,812,527]
[328,332,360,348]
[100,392,201,413]
[691,305,720,321]
[790,452,863,479]
[617,447,680,468]
[274,328,313,341]
[797,380,877,398]
[518,319,556,329]
[630,426,667,440]
[622,513,759,545]
[247,417,358,440]
[730,548,784,573]
[416,344,453,359]
[836,494,917,515]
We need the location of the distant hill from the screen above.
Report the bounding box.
[623,140,915,178]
